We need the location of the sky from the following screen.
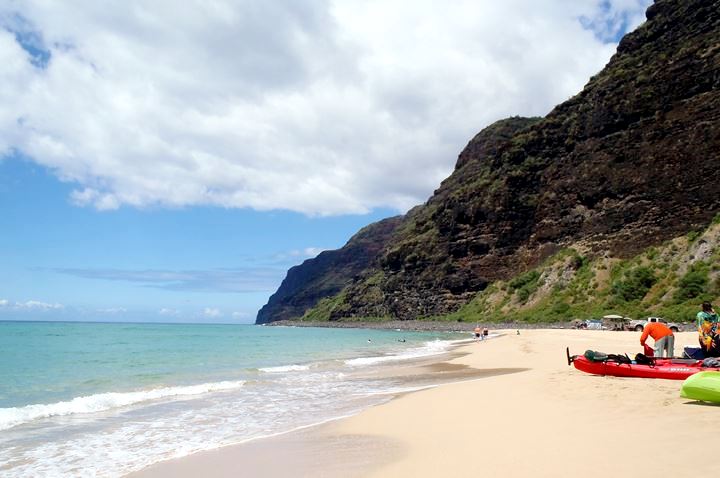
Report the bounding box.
[0,0,652,323]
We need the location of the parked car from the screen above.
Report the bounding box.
[628,316,681,333]
[579,319,606,330]
[602,314,631,331]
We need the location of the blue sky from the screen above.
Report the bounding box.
[0,1,651,323]
[0,156,395,322]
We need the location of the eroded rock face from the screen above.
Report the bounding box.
[257,0,720,323]
[255,216,402,324]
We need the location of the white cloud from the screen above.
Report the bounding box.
[274,246,327,263]
[15,300,64,310]
[580,0,650,42]
[159,307,180,316]
[203,307,222,318]
[302,247,325,257]
[0,1,651,215]
[0,299,64,310]
[56,266,284,293]
[97,307,126,314]
[290,247,326,258]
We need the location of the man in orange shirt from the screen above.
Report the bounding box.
[640,321,675,358]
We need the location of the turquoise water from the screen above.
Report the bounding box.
[0,321,465,477]
[1,321,437,408]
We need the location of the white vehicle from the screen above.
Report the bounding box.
[628,316,681,333]
[602,314,630,331]
[576,319,607,330]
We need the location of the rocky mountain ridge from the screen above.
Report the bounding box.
[256,216,402,324]
[257,0,720,324]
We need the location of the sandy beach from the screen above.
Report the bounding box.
[129,329,720,478]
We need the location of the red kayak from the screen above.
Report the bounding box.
[566,348,720,380]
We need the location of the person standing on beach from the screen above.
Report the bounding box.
[697,302,720,357]
[639,321,675,358]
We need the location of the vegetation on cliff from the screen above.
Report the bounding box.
[432,216,720,324]
[294,217,720,324]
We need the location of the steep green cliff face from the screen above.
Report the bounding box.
[257,0,720,324]
[435,218,720,325]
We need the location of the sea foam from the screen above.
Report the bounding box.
[344,339,459,366]
[0,380,245,431]
[258,364,311,373]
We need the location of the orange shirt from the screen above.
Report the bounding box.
[640,322,673,345]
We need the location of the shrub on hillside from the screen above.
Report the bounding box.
[674,270,709,302]
[509,270,540,290]
[509,270,541,303]
[611,266,656,302]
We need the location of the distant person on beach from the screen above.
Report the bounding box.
[474,327,481,340]
[639,321,675,358]
[697,302,720,357]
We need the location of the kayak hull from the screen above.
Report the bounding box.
[681,371,720,402]
[571,355,718,380]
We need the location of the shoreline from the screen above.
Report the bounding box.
[126,339,508,478]
[2,325,474,476]
[128,329,716,478]
[263,319,578,332]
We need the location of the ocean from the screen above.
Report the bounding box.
[0,321,468,477]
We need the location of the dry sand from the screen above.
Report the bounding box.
[129,329,720,478]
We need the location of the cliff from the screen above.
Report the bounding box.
[257,0,720,324]
[255,216,402,324]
